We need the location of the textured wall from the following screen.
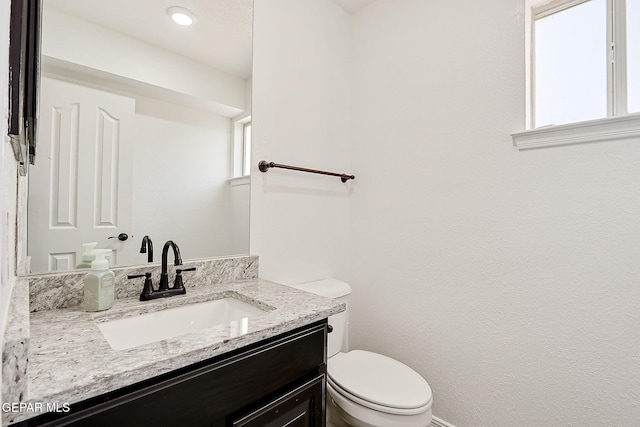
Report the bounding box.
[349,0,640,425]
[1,0,18,334]
[251,0,353,285]
[1,0,19,420]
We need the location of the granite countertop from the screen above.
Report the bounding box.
[8,278,344,424]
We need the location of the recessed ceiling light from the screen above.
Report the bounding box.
[167,7,196,26]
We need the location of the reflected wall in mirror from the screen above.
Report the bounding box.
[27,0,252,274]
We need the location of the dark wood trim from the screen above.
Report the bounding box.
[7,0,42,173]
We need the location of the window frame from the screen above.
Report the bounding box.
[230,113,251,179]
[513,0,640,149]
[242,121,252,177]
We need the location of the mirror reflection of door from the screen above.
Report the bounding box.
[28,77,135,272]
[26,0,253,274]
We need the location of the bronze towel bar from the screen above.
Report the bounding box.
[258,160,355,182]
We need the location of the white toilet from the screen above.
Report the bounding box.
[293,279,433,427]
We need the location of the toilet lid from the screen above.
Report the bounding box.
[328,350,432,410]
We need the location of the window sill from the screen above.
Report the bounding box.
[511,114,640,150]
[228,175,250,187]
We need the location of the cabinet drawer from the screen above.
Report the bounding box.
[232,375,325,427]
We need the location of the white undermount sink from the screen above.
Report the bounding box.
[97,297,267,350]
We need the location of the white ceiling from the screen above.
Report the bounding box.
[44,0,377,80]
[45,0,253,79]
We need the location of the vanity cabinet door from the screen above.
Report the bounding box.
[232,375,324,427]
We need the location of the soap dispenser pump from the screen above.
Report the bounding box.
[76,242,98,269]
[83,249,115,312]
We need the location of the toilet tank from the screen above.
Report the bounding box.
[292,279,351,357]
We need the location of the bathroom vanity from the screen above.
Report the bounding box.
[23,321,327,426]
[2,257,344,427]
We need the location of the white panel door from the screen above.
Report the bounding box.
[28,77,135,272]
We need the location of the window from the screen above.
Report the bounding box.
[628,0,640,113]
[231,114,251,179]
[513,0,640,149]
[242,122,252,176]
[534,0,607,127]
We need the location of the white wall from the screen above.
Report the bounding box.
[251,0,352,285]
[1,0,19,419]
[0,0,19,330]
[132,96,235,260]
[349,0,640,426]
[0,0,12,307]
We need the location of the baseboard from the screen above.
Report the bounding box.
[432,415,457,427]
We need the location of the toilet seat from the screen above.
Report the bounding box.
[328,377,432,416]
[328,350,432,416]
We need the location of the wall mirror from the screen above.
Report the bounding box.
[25,0,252,274]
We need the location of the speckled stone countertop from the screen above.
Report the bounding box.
[5,278,344,424]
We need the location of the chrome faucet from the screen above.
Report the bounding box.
[140,235,153,263]
[158,240,182,291]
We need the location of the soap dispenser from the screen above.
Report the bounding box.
[76,242,98,269]
[83,249,115,312]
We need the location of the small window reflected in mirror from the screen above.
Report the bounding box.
[243,122,252,176]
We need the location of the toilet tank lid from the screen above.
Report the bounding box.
[293,278,352,298]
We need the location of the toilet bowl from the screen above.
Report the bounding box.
[328,383,432,427]
[327,350,432,427]
[292,279,433,427]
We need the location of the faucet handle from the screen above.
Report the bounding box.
[173,267,196,291]
[139,236,153,263]
[128,272,155,301]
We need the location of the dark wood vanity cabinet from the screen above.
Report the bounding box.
[21,321,327,427]
[232,375,324,427]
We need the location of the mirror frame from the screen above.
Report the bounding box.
[8,0,42,176]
